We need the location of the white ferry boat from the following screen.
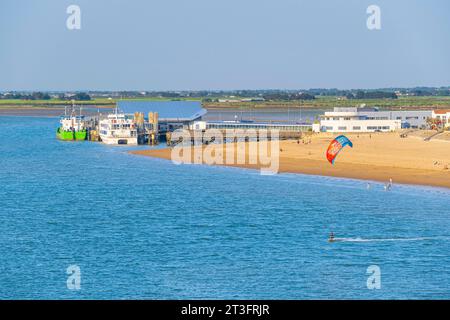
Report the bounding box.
[99,111,138,145]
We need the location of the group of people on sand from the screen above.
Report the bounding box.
[433,161,450,170]
[297,138,312,145]
[354,134,372,139]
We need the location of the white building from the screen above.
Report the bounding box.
[189,121,207,131]
[316,107,401,133]
[359,109,431,129]
[432,109,450,128]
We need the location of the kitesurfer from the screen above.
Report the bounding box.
[328,232,335,242]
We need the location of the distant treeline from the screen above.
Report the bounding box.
[57,92,92,101]
[0,92,52,100]
[408,89,450,96]
[0,92,92,101]
[295,87,450,97]
[262,92,315,101]
[110,87,450,100]
[347,91,397,99]
[2,87,450,101]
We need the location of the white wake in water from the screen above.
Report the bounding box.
[332,237,448,243]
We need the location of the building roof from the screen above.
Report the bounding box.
[117,100,207,121]
[207,121,311,126]
[433,109,450,114]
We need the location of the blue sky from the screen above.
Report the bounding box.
[1,0,449,91]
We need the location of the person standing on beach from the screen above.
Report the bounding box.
[384,179,393,191]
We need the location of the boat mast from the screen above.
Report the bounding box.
[71,99,75,116]
[71,99,77,131]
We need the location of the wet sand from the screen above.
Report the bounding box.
[131,132,450,189]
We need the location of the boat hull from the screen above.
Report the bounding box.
[56,128,87,141]
[99,136,138,145]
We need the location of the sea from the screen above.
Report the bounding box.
[1,115,450,299]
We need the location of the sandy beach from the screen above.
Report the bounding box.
[131,131,450,189]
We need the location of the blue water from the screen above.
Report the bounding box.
[1,116,450,299]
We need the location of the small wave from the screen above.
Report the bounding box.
[332,237,446,243]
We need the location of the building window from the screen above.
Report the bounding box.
[338,126,347,131]
[352,126,361,131]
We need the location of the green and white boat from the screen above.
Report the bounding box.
[56,106,87,141]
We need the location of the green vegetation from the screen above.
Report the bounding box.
[204,95,450,110]
[0,99,114,106]
[348,90,397,99]
[1,88,449,110]
[0,97,202,108]
[1,95,449,110]
[260,92,315,101]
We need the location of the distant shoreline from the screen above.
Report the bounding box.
[131,133,450,190]
[0,106,113,117]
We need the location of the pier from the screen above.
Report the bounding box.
[58,101,313,145]
[166,127,308,147]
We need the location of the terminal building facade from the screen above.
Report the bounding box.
[314,107,432,133]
